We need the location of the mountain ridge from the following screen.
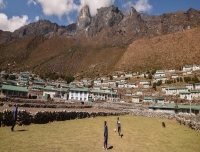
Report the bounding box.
[0,6,200,76]
[1,6,200,46]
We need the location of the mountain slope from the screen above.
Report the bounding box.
[116,26,200,71]
[0,6,200,76]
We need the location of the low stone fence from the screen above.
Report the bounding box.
[128,109,200,132]
[0,110,128,126]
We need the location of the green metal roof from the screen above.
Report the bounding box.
[33,81,45,85]
[106,91,117,95]
[157,97,165,100]
[44,86,54,90]
[90,90,106,94]
[178,105,200,110]
[149,103,200,110]
[190,90,200,93]
[185,84,193,86]
[18,80,28,83]
[144,97,153,100]
[179,91,191,94]
[2,85,28,92]
[70,87,89,92]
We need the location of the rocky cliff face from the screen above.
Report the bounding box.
[0,30,11,45]
[2,5,200,45]
[76,5,91,30]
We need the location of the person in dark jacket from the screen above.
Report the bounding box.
[103,121,108,150]
[11,104,18,132]
[117,117,121,136]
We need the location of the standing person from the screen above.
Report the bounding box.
[11,104,18,132]
[117,117,121,136]
[103,121,108,150]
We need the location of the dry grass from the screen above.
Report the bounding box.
[116,27,200,71]
[1,115,200,152]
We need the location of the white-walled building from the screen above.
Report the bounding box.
[69,87,89,101]
[108,80,116,86]
[118,82,125,88]
[185,84,194,90]
[43,86,57,99]
[167,68,176,72]
[154,70,166,77]
[125,73,133,78]
[171,74,179,79]
[194,83,200,90]
[112,75,118,79]
[156,97,165,103]
[165,87,188,95]
[120,78,126,83]
[161,86,168,92]
[132,96,140,103]
[143,97,154,102]
[193,65,200,71]
[153,76,167,83]
[136,90,143,95]
[182,65,193,71]
[179,91,192,100]
[93,85,101,90]
[127,83,138,88]
[190,90,200,99]
[140,80,149,85]
[94,80,101,86]
[143,83,151,89]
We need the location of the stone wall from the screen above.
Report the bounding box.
[128,109,200,132]
[0,110,128,126]
[0,97,93,109]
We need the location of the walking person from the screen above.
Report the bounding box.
[11,104,18,132]
[103,121,108,150]
[117,117,121,136]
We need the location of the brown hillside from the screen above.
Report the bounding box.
[116,27,200,71]
[0,35,126,76]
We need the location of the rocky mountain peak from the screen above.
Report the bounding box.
[8,19,59,40]
[187,7,200,20]
[76,5,91,30]
[130,7,138,17]
[1,6,200,46]
[96,5,124,26]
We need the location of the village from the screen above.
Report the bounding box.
[1,64,200,115]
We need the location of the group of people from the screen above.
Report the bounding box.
[103,117,121,150]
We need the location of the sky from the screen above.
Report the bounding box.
[0,0,200,32]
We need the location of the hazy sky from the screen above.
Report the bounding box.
[0,0,200,32]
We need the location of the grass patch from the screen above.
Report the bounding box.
[0,115,200,152]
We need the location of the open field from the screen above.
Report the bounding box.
[0,115,200,152]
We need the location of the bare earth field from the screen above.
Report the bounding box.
[0,115,200,152]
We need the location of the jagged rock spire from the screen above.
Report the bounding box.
[76,5,91,30]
